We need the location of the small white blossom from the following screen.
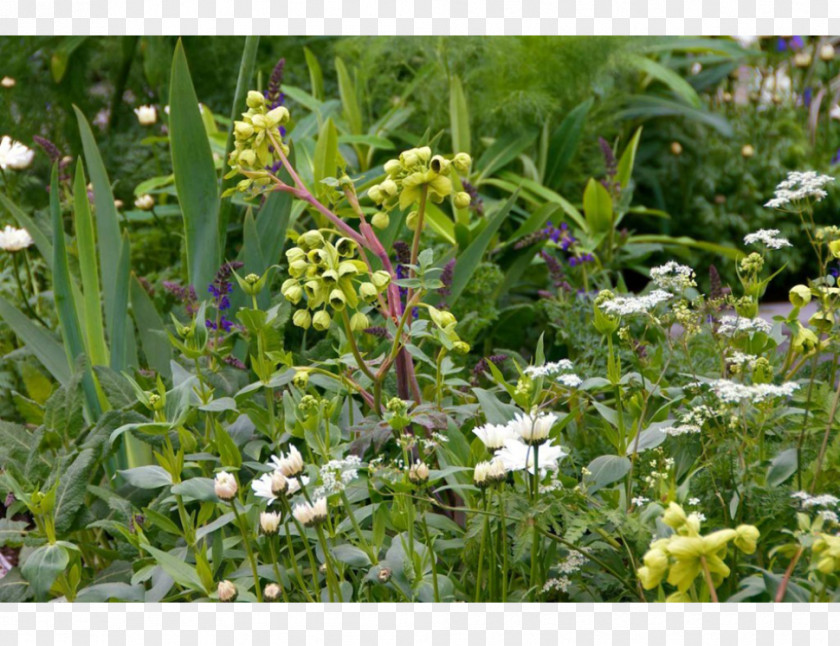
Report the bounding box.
[699,379,799,405]
[819,510,839,524]
[214,471,238,501]
[726,352,760,369]
[600,290,672,317]
[688,497,701,506]
[765,171,834,208]
[650,261,697,291]
[312,456,361,498]
[743,229,791,250]
[0,225,34,252]
[631,496,650,507]
[660,424,702,436]
[0,136,34,170]
[134,104,157,126]
[524,360,575,378]
[792,491,839,508]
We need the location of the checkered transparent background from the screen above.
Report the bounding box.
[3,0,840,643]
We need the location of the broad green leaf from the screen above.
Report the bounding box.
[142,545,206,594]
[335,57,362,135]
[50,36,88,82]
[615,127,643,190]
[118,465,173,489]
[51,164,101,418]
[0,518,28,547]
[0,296,70,385]
[170,39,221,291]
[475,131,537,184]
[583,178,613,234]
[628,234,742,259]
[76,582,145,602]
[627,54,703,108]
[304,46,324,100]
[74,106,123,343]
[219,35,259,234]
[423,202,457,245]
[497,171,587,230]
[0,568,30,602]
[617,95,733,137]
[544,98,592,188]
[214,424,242,469]
[449,75,471,154]
[171,478,219,503]
[21,544,69,601]
[53,448,96,535]
[313,117,339,191]
[767,448,798,487]
[585,455,631,494]
[72,161,109,368]
[447,191,518,302]
[337,134,394,149]
[129,274,172,379]
[330,544,371,567]
[109,233,132,371]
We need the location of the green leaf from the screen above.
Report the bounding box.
[109,232,132,371]
[51,164,101,419]
[627,234,742,259]
[582,178,613,235]
[142,545,206,594]
[0,518,28,547]
[627,54,703,108]
[423,202,457,245]
[21,543,69,601]
[0,568,31,602]
[585,455,631,494]
[304,46,324,100]
[544,98,592,188]
[335,57,362,135]
[767,448,798,487]
[72,160,109,368]
[170,39,221,291]
[449,76,470,154]
[50,36,88,82]
[475,131,537,185]
[171,478,219,503]
[255,149,294,266]
[313,117,339,192]
[214,424,242,469]
[330,544,371,567]
[76,582,145,602]
[617,95,732,137]
[118,466,173,489]
[74,106,123,344]
[129,274,172,379]
[0,296,70,385]
[472,388,519,425]
[614,127,643,190]
[448,191,518,302]
[219,36,259,235]
[53,448,96,535]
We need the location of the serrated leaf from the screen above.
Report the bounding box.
[53,448,96,535]
[21,543,69,601]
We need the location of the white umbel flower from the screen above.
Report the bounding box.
[599,290,672,317]
[698,378,799,405]
[495,438,566,475]
[134,104,157,126]
[214,471,238,501]
[717,315,773,337]
[765,171,834,208]
[511,411,557,445]
[650,261,697,291]
[271,445,305,477]
[743,229,791,250]
[524,360,574,378]
[0,225,33,252]
[0,136,34,170]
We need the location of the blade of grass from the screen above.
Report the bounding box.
[72,160,109,368]
[129,274,172,380]
[170,39,221,292]
[109,232,131,371]
[449,76,471,155]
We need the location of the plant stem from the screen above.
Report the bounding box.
[281,519,315,602]
[420,509,439,601]
[231,499,263,602]
[775,545,804,602]
[11,252,48,327]
[315,524,340,601]
[340,490,377,564]
[699,556,719,603]
[267,537,290,602]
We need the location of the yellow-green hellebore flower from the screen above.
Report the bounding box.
[789,284,812,308]
[246,90,265,109]
[350,311,369,332]
[665,591,692,603]
[293,309,311,329]
[454,191,471,209]
[371,270,391,291]
[452,152,472,174]
[733,525,760,555]
[371,211,390,230]
[637,565,665,590]
[384,159,401,176]
[298,230,325,251]
[312,310,332,331]
[829,239,840,259]
[329,289,347,311]
[453,341,471,354]
[663,502,688,530]
[792,326,819,356]
[359,282,379,303]
[430,155,450,174]
[429,306,457,330]
[810,310,834,334]
[286,247,306,263]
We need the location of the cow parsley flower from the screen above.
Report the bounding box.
[699,379,799,404]
[650,261,696,291]
[743,229,791,250]
[659,424,702,436]
[312,455,362,498]
[524,360,574,378]
[765,171,834,208]
[717,315,773,337]
[599,290,672,317]
[792,491,839,508]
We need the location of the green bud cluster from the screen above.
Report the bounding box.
[282,230,390,332]
[366,147,473,229]
[225,90,291,195]
[427,305,470,354]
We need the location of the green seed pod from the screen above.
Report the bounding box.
[293,309,311,329]
[371,211,390,230]
[313,310,332,331]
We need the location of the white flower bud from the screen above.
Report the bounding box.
[134,194,155,211]
[260,511,281,534]
[134,105,157,126]
[217,580,237,602]
[214,471,238,501]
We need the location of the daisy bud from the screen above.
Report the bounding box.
[452,152,472,174]
[794,51,812,68]
[350,311,370,332]
[371,211,390,229]
[276,445,305,478]
[408,461,430,484]
[0,76,15,89]
[270,470,289,495]
[371,270,391,291]
[740,144,755,158]
[312,310,332,331]
[821,43,835,61]
[246,90,266,109]
[214,471,238,501]
[670,141,683,156]
[454,191,471,209]
[134,194,155,211]
[292,309,312,329]
[217,580,237,602]
[134,105,157,126]
[264,583,282,601]
[789,284,811,308]
[260,511,281,534]
[377,567,392,583]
